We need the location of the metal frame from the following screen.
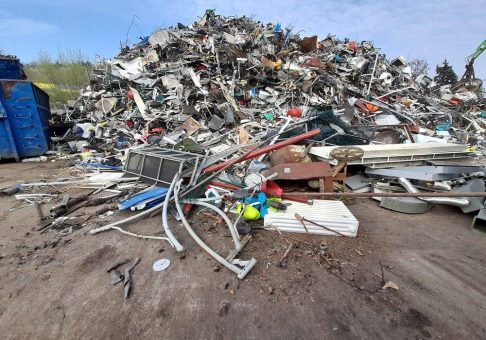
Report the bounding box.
[124,147,203,186]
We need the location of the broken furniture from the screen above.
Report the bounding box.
[268,162,334,194]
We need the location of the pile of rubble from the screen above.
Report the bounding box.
[5,11,486,281]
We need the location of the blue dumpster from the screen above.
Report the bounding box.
[0,57,25,80]
[0,80,51,161]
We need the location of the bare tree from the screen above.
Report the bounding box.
[409,58,429,77]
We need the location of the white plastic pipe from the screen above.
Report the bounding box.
[162,175,184,252]
[90,202,165,234]
[174,180,255,279]
[190,200,242,251]
[102,226,176,243]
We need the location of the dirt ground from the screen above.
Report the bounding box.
[0,160,485,339]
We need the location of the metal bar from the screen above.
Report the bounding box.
[283,191,486,198]
[366,53,379,96]
[257,116,292,162]
[203,128,321,173]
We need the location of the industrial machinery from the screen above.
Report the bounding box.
[453,40,486,92]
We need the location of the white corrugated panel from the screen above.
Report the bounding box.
[309,143,470,168]
[263,200,359,237]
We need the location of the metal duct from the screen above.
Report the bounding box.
[398,177,470,208]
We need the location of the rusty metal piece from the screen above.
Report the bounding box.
[271,162,333,180]
[284,191,486,198]
[331,162,347,177]
[301,36,319,52]
[329,146,364,161]
[95,203,117,215]
[203,129,321,173]
[270,162,334,193]
[281,194,313,205]
[269,145,312,166]
[177,117,201,136]
[372,129,401,144]
[277,243,293,268]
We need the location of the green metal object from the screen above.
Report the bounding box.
[470,40,486,61]
[454,39,486,92]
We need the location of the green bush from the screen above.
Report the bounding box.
[25,49,90,108]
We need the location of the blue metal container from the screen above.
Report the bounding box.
[0,57,25,80]
[0,80,51,160]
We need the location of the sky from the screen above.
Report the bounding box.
[1,0,485,79]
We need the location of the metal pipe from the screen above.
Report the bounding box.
[281,191,486,198]
[398,177,470,208]
[188,200,242,251]
[428,181,452,191]
[90,202,165,234]
[202,128,321,173]
[162,175,184,252]
[179,124,317,202]
[257,116,292,162]
[366,53,379,96]
[174,180,256,279]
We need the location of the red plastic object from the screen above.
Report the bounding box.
[348,41,358,52]
[203,128,321,173]
[183,203,193,215]
[127,90,135,100]
[150,127,166,134]
[287,107,302,118]
[261,180,283,197]
[354,99,369,113]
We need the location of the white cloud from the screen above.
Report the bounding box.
[0,10,58,37]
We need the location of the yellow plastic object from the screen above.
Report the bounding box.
[80,151,93,160]
[267,197,283,212]
[243,205,260,220]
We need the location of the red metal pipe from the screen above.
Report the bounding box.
[283,191,486,198]
[208,181,241,190]
[203,128,321,173]
[281,194,313,205]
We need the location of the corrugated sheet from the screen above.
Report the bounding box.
[264,200,359,237]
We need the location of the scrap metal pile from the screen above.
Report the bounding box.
[51,10,485,156]
[7,11,486,280]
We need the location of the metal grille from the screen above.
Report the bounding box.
[124,147,203,186]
